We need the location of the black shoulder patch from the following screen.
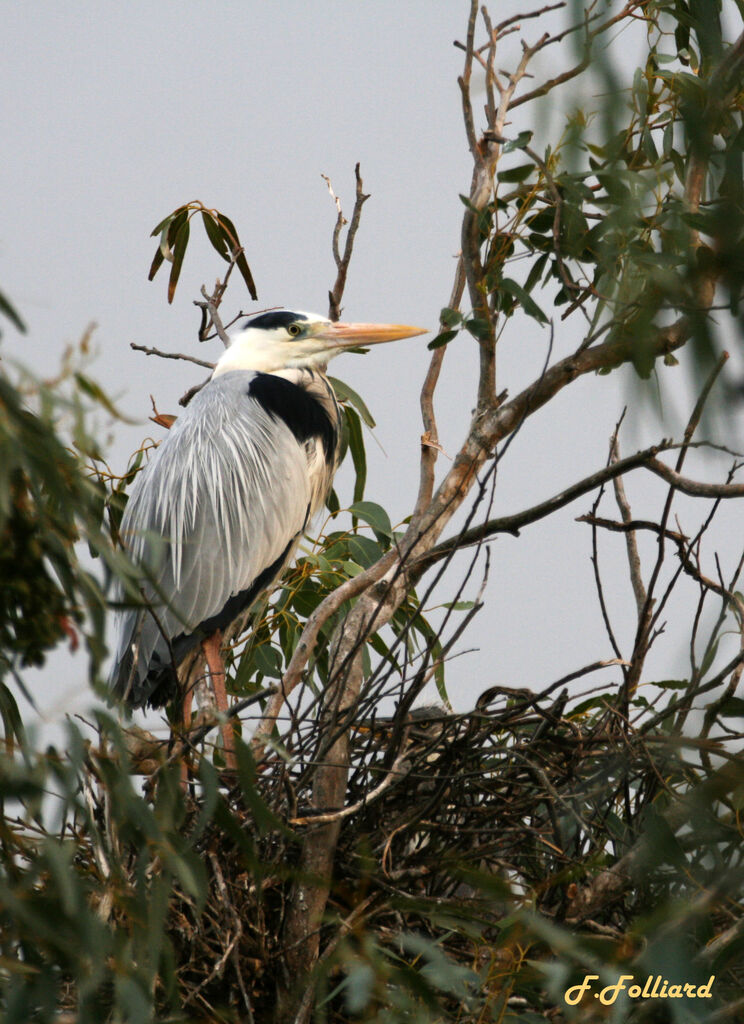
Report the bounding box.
[244,310,308,331]
[248,372,337,462]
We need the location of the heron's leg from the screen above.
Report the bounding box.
[201,630,237,771]
[179,660,198,789]
[179,689,191,789]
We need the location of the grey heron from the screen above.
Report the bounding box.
[110,309,426,774]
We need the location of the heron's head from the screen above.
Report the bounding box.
[213,309,426,376]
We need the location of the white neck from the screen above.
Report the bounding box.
[213,338,281,376]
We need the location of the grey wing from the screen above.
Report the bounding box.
[109,372,312,706]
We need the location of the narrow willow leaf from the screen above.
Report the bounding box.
[201,210,230,262]
[641,127,659,164]
[235,250,258,300]
[166,208,189,248]
[147,246,165,282]
[345,406,366,504]
[150,211,176,237]
[700,636,720,676]
[0,289,26,333]
[167,219,190,304]
[523,251,549,295]
[328,375,376,427]
[499,277,548,324]
[326,486,340,514]
[74,373,136,422]
[218,213,257,299]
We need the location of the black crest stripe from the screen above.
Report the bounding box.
[244,311,308,331]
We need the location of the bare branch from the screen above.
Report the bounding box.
[250,548,399,760]
[412,256,466,527]
[196,284,231,346]
[415,442,675,567]
[645,457,744,499]
[577,514,686,546]
[610,433,647,615]
[326,163,370,322]
[289,746,411,826]
[511,2,648,111]
[130,342,215,370]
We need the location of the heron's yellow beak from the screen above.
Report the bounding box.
[317,321,428,350]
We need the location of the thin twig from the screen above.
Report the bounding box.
[130,342,215,370]
[197,284,231,346]
[325,163,370,322]
[610,433,647,616]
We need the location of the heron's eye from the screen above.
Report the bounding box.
[287,323,302,338]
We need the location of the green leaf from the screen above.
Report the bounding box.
[499,277,548,324]
[427,328,459,350]
[440,306,462,328]
[641,806,687,869]
[344,405,366,504]
[147,245,165,282]
[719,696,744,717]
[347,533,383,569]
[201,210,231,262]
[464,318,491,341]
[328,375,376,427]
[167,218,190,304]
[164,207,189,254]
[502,130,533,153]
[150,209,187,282]
[74,373,136,423]
[641,127,659,164]
[217,213,257,299]
[0,682,24,745]
[234,739,290,836]
[670,148,686,184]
[498,163,534,183]
[0,288,26,333]
[458,193,478,211]
[663,119,674,157]
[326,486,340,514]
[251,641,282,680]
[700,636,720,676]
[150,210,177,237]
[348,501,393,539]
[523,252,550,295]
[647,679,690,690]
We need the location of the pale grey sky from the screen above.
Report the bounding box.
[3,3,742,739]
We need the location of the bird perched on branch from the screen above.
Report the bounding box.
[109,309,425,772]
